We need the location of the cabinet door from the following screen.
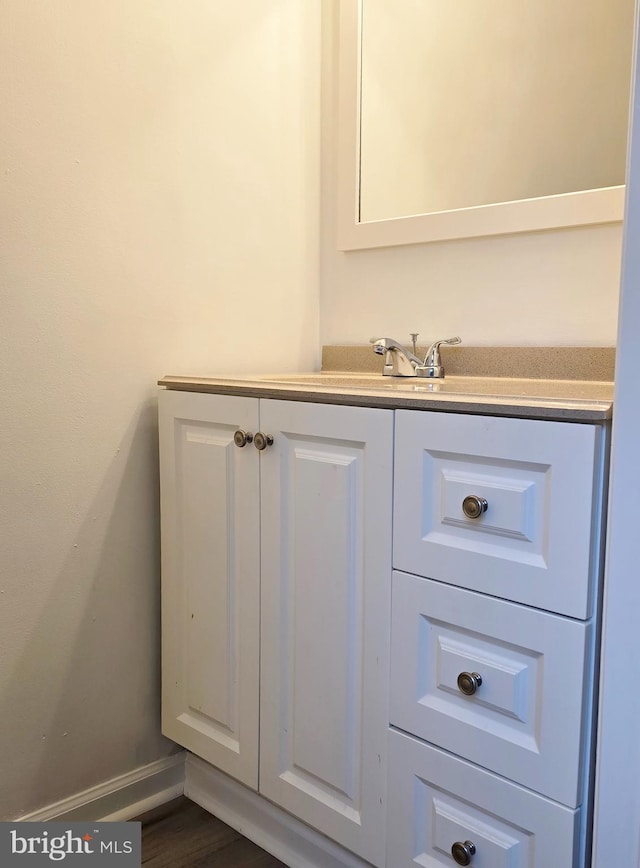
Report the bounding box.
[259,400,393,868]
[394,410,602,618]
[159,390,260,788]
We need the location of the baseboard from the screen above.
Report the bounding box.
[16,753,186,822]
[185,754,373,868]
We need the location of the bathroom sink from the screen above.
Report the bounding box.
[256,372,459,391]
[255,372,614,405]
[258,373,398,388]
[257,372,503,396]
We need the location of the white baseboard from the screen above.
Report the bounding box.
[16,753,186,822]
[185,754,373,868]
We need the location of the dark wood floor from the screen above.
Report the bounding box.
[136,796,288,867]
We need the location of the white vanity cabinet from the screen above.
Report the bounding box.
[388,410,607,868]
[159,389,393,868]
[159,382,609,868]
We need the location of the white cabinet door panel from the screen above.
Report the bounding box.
[159,390,260,788]
[259,400,393,868]
[394,410,601,618]
[390,572,592,807]
[387,729,581,868]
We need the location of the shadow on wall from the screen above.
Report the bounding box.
[2,400,179,820]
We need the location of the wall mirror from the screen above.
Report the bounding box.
[337,0,634,250]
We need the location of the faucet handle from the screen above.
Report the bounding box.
[417,336,461,378]
[424,336,461,363]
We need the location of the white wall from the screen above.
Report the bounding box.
[0,0,319,819]
[592,5,640,862]
[321,0,623,347]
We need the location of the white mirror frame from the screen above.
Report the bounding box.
[337,0,626,251]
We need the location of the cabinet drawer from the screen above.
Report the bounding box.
[390,572,592,807]
[393,410,602,618]
[387,729,581,868]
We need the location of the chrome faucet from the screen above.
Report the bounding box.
[370,335,461,378]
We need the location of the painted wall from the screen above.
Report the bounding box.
[0,0,319,819]
[321,0,623,347]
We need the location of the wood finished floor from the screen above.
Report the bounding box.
[136,796,288,867]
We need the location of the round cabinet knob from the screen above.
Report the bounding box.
[253,432,274,451]
[451,840,476,866]
[233,430,253,448]
[462,495,488,519]
[457,671,482,696]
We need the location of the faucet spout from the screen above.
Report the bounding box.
[369,337,422,377]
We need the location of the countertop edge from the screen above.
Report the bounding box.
[157,376,613,423]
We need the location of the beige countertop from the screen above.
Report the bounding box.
[158,370,614,422]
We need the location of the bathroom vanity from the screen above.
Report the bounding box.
[158,361,612,868]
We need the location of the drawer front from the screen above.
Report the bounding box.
[390,572,592,807]
[387,729,581,868]
[393,410,601,618]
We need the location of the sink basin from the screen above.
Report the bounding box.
[257,373,458,392]
[258,373,397,388]
[257,372,497,394]
[255,372,613,405]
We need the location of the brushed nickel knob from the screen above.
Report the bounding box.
[253,432,274,451]
[451,840,476,866]
[462,495,488,519]
[233,430,253,448]
[457,671,482,696]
